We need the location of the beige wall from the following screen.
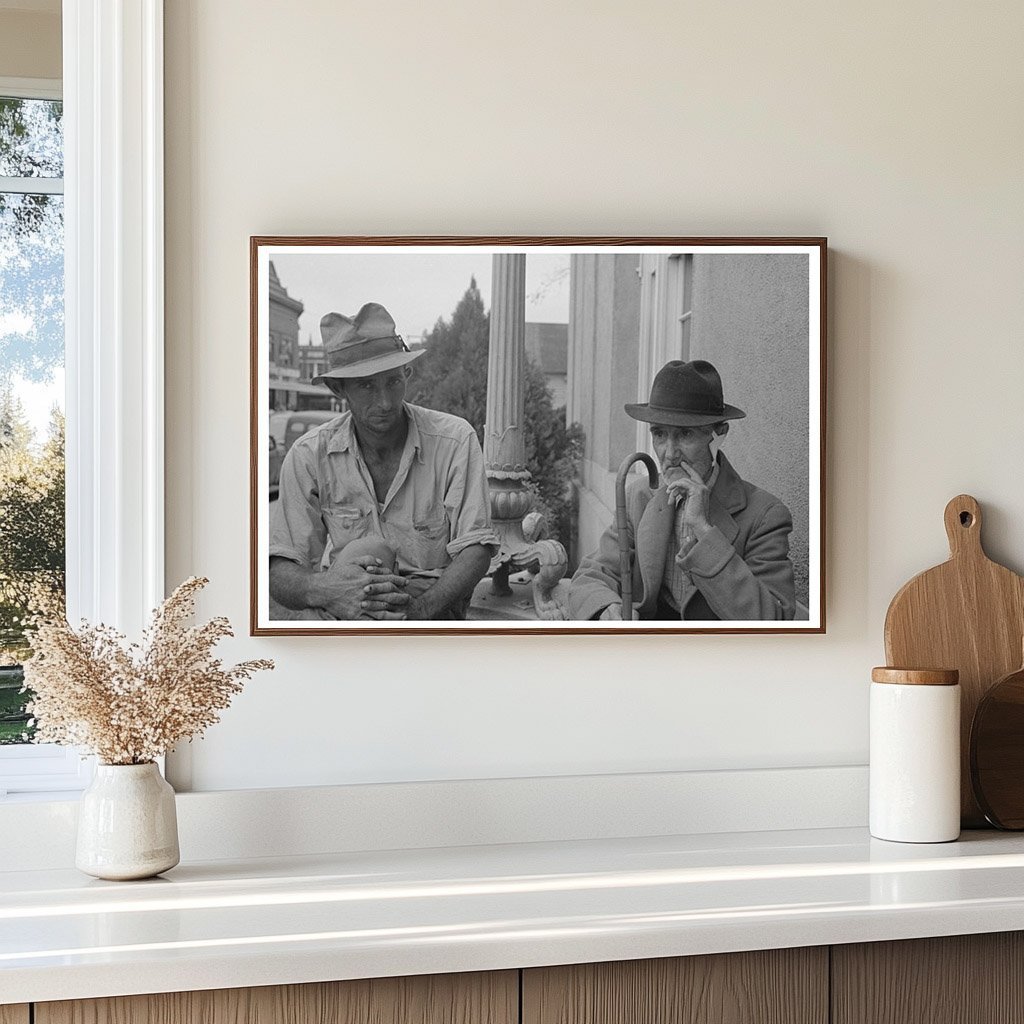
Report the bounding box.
[164,0,1024,790]
[0,10,60,80]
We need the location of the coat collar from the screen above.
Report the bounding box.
[709,451,747,517]
[706,452,747,538]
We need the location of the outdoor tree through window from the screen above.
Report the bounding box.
[0,93,65,744]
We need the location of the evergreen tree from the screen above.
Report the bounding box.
[522,359,584,548]
[407,277,490,439]
[408,280,584,550]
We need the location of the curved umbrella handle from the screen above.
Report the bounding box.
[615,453,659,621]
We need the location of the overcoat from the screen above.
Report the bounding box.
[568,453,797,621]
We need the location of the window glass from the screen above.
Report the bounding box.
[0,96,65,745]
[0,97,63,178]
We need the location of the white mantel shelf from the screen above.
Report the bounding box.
[5,826,1024,1005]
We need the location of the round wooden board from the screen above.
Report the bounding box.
[970,664,1024,829]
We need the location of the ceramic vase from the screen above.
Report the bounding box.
[75,762,180,880]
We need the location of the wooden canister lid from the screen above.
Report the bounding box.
[871,667,959,686]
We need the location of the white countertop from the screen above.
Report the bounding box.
[5,826,1024,1004]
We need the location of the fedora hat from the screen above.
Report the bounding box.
[311,302,424,384]
[625,360,746,427]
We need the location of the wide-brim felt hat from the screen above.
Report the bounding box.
[311,302,424,384]
[625,359,746,427]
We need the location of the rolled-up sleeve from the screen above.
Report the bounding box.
[269,441,326,569]
[443,428,500,558]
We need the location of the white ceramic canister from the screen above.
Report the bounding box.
[870,667,961,843]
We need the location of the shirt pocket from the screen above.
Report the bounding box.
[406,511,450,570]
[323,503,373,558]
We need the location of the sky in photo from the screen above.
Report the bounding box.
[270,252,571,347]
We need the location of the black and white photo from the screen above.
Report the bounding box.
[250,238,826,634]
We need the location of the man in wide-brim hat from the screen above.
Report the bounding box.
[269,302,498,621]
[568,359,797,621]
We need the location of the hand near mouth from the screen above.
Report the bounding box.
[664,462,713,542]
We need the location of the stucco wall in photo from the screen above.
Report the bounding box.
[690,253,811,606]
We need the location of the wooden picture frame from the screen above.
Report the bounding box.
[251,237,826,635]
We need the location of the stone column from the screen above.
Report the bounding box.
[482,254,568,615]
[485,254,526,461]
[484,254,533,593]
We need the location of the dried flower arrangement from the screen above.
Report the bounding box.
[22,577,273,765]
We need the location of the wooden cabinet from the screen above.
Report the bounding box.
[522,948,828,1024]
[521,935,1024,1024]
[17,933,1024,1024]
[35,972,518,1024]
[832,932,1024,1024]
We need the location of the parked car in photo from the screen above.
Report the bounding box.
[268,435,285,502]
[268,409,340,501]
[269,411,291,451]
[270,409,340,453]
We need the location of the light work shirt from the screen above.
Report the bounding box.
[270,404,499,578]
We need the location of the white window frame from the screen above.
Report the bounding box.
[635,253,693,456]
[0,0,164,799]
[0,77,64,196]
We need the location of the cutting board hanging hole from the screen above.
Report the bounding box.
[944,494,982,556]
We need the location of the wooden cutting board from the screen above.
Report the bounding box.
[884,494,1024,827]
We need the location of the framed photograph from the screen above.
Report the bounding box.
[250,236,826,635]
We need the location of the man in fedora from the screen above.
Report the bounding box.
[269,302,498,620]
[568,359,797,621]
